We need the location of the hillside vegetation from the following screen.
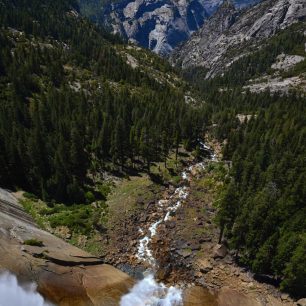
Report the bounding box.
[0,0,206,204]
[215,92,306,297]
[183,22,306,297]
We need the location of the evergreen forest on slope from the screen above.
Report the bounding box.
[183,22,306,296]
[0,0,207,204]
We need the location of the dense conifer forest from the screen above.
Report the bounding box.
[213,90,306,297]
[0,0,206,203]
[184,22,306,296]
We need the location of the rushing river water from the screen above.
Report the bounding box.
[120,142,216,306]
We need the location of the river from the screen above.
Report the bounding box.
[120,142,216,306]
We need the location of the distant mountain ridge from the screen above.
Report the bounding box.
[78,0,260,54]
[170,0,306,77]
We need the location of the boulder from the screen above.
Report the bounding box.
[177,249,192,258]
[166,221,176,229]
[140,214,147,222]
[190,243,201,251]
[54,226,72,240]
[156,266,171,281]
[213,244,228,259]
[199,237,212,243]
[196,258,213,273]
[281,293,290,301]
[0,192,134,306]
[297,299,306,306]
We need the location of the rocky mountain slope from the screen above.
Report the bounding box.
[79,0,259,55]
[0,188,133,306]
[171,0,306,77]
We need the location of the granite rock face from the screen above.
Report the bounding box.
[80,0,259,55]
[271,53,305,71]
[0,188,134,306]
[104,0,212,55]
[170,0,306,76]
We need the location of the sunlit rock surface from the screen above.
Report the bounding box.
[171,0,306,75]
[0,188,134,306]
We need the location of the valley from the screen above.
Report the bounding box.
[100,141,298,306]
[0,0,305,305]
[2,138,300,305]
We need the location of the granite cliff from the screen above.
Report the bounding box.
[79,0,260,54]
[170,0,306,77]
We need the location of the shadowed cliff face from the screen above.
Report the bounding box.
[79,0,259,55]
[0,188,134,306]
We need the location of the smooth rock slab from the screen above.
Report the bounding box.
[0,193,134,306]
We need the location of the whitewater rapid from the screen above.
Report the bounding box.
[136,185,189,267]
[120,274,182,306]
[126,185,191,305]
[121,142,216,306]
[0,272,52,306]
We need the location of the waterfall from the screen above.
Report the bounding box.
[120,274,182,306]
[0,271,52,306]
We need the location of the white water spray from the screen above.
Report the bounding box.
[198,140,217,161]
[120,274,182,306]
[0,272,52,306]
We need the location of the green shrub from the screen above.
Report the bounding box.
[24,239,44,247]
[172,175,181,185]
[23,192,38,201]
[97,183,112,200]
[48,204,93,235]
[85,191,95,204]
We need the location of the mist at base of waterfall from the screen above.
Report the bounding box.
[120,274,183,306]
[0,271,52,306]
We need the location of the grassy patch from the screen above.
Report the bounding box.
[173,161,229,245]
[24,239,44,247]
[46,203,105,235]
[20,184,111,255]
[106,175,155,224]
[21,198,47,229]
